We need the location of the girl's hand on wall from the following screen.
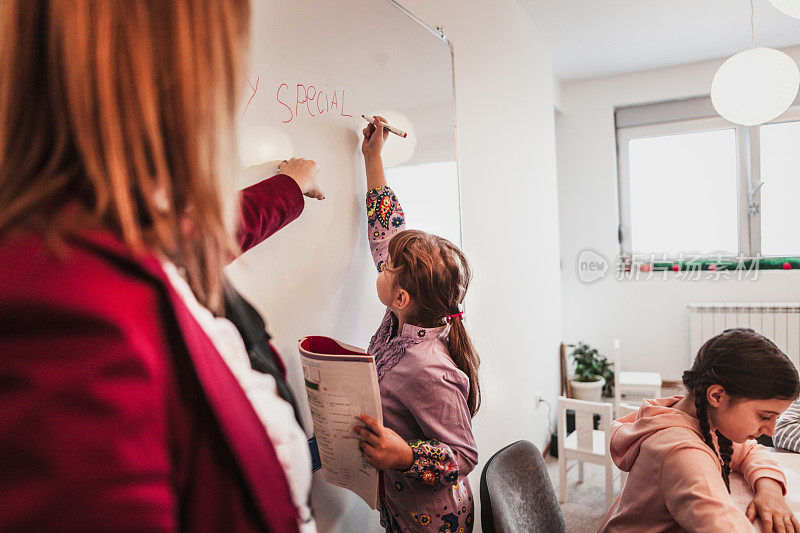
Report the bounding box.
[361,116,389,161]
[353,414,413,471]
[748,477,800,533]
[279,158,325,200]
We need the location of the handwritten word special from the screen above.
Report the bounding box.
[276,83,353,124]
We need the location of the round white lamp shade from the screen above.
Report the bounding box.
[768,0,800,19]
[238,125,294,168]
[367,111,417,168]
[711,47,799,126]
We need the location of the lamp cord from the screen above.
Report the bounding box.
[750,0,756,46]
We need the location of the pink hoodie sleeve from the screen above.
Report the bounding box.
[730,440,787,494]
[661,444,754,531]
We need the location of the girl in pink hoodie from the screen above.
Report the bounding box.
[599,328,800,533]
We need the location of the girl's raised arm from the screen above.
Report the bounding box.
[366,187,406,272]
[362,116,405,271]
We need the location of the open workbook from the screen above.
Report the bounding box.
[298,336,383,509]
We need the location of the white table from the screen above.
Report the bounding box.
[731,448,800,532]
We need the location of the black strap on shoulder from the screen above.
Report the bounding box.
[223,281,303,427]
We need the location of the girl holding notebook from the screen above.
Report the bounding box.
[351,117,479,532]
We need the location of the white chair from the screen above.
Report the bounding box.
[615,402,639,487]
[613,338,661,405]
[557,396,616,509]
[616,402,639,418]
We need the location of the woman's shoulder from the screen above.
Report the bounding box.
[0,230,168,332]
[0,231,178,409]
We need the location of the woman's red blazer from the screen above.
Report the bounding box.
[0,175,305,532]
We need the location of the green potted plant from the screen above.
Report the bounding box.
[568,342,615,402]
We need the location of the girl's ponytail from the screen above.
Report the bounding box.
[448,316,481,416]
[387,230,482,417]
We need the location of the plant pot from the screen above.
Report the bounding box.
[570,376,606,402]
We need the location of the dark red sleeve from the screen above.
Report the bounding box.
[0,292,176,530]
[237,174,304,253]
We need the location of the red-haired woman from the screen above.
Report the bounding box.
[0,1,320,531]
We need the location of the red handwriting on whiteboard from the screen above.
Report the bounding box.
[276,83,354,124]
[242,76,260,119]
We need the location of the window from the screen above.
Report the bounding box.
[616,96,800,264]
[760,120,800,257]
[628,129,738,256]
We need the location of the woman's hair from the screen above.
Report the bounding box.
[387,229,481,415]
[0,0,250,313]
[682,328,800,491]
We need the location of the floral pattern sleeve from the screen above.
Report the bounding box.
[366,186,406,272]
[400,439,460,486]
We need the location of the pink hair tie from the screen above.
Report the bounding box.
[445,312,464,323]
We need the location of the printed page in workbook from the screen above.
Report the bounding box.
[730,466,800,531]
[298,336,383,509]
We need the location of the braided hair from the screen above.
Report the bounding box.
[683,328,799,492]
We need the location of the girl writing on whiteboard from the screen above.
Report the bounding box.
[352,117,479,533]
[599,328,800,532]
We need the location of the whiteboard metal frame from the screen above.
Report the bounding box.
[383,0,449,44]
[383,0,464,248]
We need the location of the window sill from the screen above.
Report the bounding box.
[617,255,800,276]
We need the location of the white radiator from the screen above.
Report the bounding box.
[688,303,800,369]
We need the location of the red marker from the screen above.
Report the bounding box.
[362,115,407,139]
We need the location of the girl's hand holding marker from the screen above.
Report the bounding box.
[361,115,390,159]
[362,115,390,189]
[362,114,407,138]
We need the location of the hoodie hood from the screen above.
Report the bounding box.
[611,396,705,472]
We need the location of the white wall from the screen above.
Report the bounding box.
[557,46,800,382]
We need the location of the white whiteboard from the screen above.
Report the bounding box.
[226,1,459,531]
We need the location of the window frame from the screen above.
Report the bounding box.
[755,106,800,257]
[616,99,800,261]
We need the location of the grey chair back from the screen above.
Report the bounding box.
[480,440,566,533]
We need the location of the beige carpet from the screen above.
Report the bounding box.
[545,455,617,532]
